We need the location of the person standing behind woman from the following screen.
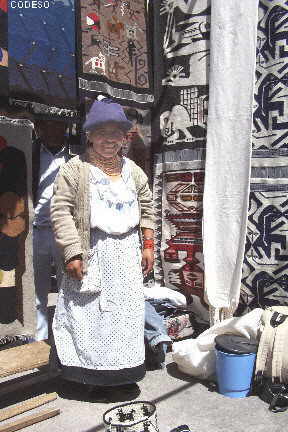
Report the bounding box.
[50,99,154,401]
[32,119,70,341]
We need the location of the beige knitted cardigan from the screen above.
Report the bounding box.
[50,154,154,273]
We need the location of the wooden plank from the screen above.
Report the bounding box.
[0,409,60,432]
[0,342,50,378]
[0,393,57,422]
[0,371,55,398]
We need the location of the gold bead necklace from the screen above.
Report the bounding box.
[87,148,122,176]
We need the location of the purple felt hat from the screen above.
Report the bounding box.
[83,99,132,132]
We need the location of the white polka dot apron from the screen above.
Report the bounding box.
[52,159,145,375]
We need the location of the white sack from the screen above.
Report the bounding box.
[172,308,263,380]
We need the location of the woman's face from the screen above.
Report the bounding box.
[89,122,125,159]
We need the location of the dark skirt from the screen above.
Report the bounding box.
[61,363,146,386]
[50,340,146,386]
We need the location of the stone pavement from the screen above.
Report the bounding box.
[0,295,285,432]
[0,353,285,432]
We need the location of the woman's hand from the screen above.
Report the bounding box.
[141,249,154,276]
[65,258,83,280]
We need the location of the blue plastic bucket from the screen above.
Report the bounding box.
[215,334,257,399]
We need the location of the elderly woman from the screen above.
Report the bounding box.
[50,99,154,401]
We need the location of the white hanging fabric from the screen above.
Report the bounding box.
[203,0,259,324]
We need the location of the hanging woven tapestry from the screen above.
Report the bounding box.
[152,0,210,152]
[252,0,288,163]
[8,0,77,109]
[151,0,210,322]
[153,160,208,322]
[0,117,35,336]
[0,0,8,96]
[239,179,288,315]
[78,0,153,105]
[238,0,288,314]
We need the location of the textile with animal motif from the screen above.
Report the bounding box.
[151,0,210,323]
[78,0,153,105]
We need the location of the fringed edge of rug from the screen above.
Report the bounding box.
[209,306,235,327]
[0,116,33,127]
[9,98,79,120]
[0,334,34,350]
[79,78,155,105]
